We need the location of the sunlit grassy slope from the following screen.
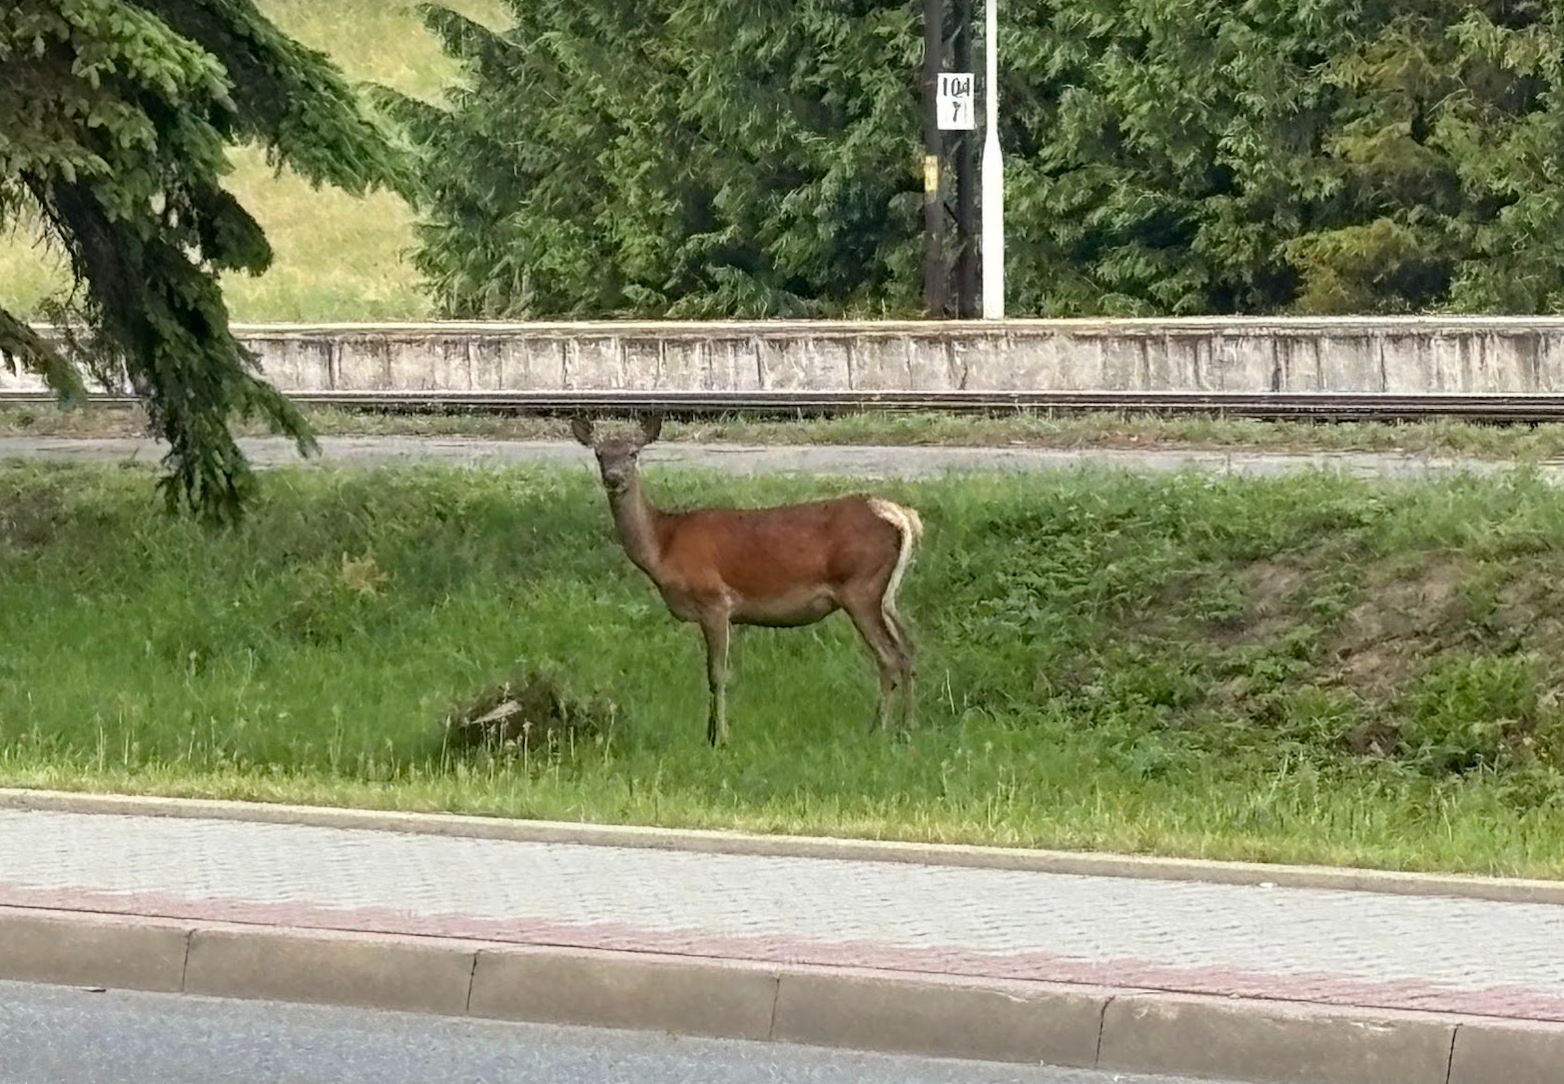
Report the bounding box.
[0,0,509,323]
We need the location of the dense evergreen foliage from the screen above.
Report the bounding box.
[380,1,926,318]
[1,0,399,520]
[394,0,1564,318]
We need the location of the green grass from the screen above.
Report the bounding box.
[5,402,1564,462]
[0,0,509,323]
[4,460,1564,878]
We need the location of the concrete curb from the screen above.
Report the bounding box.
[3,787,1560,906]
[1,906,1556,1084]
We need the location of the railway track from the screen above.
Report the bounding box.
[5,388,1564,422]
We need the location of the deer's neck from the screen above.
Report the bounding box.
[606,474,664,578]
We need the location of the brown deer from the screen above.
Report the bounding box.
[572,414,922,746]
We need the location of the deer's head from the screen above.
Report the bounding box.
[571,414,662,494]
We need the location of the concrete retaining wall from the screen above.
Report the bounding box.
[12,318,1564,395]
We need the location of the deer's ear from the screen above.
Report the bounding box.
[570,416,595,447]
[637,413,663,447]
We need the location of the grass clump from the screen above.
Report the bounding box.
[443,663,619,753]
[4,460,1564,877]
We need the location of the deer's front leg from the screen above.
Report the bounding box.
[699,616,730,747]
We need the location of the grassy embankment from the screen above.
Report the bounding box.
[4,460,1564,878]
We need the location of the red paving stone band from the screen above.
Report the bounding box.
[4,786,1562,906]
[2,905,1558,1084]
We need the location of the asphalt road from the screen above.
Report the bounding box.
[0,981,1231,1084]
[0,433,1543,482]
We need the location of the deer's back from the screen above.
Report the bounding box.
[655,496,899,599]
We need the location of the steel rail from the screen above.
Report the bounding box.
[7,388,1564,422]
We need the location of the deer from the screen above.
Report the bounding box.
[571,414,923,746]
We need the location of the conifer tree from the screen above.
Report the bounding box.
[1,0,400,520]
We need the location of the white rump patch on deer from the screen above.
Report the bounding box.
[868,498,922,622]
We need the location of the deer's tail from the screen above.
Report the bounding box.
[868,498,923,615]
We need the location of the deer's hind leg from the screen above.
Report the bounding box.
[880,596,917,732]
[843,592,911,734]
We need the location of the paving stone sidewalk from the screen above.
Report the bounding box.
[2,808,1561,1023]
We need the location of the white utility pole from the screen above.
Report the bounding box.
[980,0,1004,319]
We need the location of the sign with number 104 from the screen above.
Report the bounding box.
[937,72,975,131]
